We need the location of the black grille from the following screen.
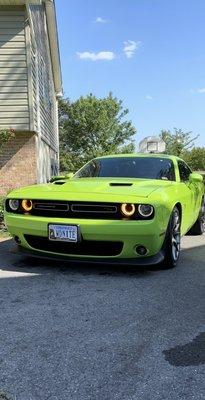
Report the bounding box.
[31,201,122,219]
[71,204,117,213]
[34,201,68,212]
[24,235,123,256]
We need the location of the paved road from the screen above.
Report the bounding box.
[0,236,204,400]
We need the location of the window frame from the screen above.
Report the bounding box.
[177,160,192,182]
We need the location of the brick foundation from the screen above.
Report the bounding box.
[0,132,37,196]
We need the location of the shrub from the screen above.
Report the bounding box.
[0,128,15,154]
[0,197,4,223]
[0,197,7,232]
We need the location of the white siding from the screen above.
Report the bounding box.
[29,4,58,152]
[0,5,29,131]
[0,0,40,5]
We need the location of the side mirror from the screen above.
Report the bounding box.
[189,172,203,183]
[65,173,74,179]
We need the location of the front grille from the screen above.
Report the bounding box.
[31,201,122,219]
[34,201,68,212]
[24,235,123,256]
[70,204,117,213]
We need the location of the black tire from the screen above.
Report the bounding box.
[161,206,181,269]
[187,197,205,236]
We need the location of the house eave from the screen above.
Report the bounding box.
[44,0,62,97]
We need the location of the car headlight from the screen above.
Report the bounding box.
[8,199,20,211]
[121,203,136,217]
[21,199,33,212]
[138,204,154,218]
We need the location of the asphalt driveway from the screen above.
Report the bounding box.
[0,235,204,400]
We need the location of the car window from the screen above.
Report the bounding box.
[178,161,192,182]
[75,157,176,181]
[76,160,100,178]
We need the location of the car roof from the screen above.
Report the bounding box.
[95,153,182,161]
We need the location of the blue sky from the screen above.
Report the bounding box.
[56,0,205,148]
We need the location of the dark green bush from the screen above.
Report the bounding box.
[0,197,4,218]
[0,197,5,229]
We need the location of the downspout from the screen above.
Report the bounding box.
[44,0,62,175]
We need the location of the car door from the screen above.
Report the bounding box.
[177,161,198,231]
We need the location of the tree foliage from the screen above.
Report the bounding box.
[160,128,199,157]
[59,93,136,172]
[182,147,205,171]
[159,128,205,171]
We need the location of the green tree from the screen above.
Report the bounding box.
[182,147,205,171]
[59,93,136,172]
[160,128,199,156]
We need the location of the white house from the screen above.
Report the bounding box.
[0,0,62,195]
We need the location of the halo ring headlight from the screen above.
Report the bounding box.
[21,199,33,212]
[138,204,154,218]
[121,203,136,217]
[8,199,19,211]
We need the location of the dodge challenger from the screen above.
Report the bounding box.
[5,154,205,268]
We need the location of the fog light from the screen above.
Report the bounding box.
[8,199,19,211]
[121,203,135,217]
[22,199,33,212]
[135,245,148,256]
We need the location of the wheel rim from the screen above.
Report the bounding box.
[200,216,205,233]
[200,199,205,232]
[171,210,181,262]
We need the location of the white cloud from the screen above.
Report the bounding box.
[123,40,141,58]
[95,17,107,23]
[145,95,153,100]
[197,88,205,93]
[76,51,115,61]
[189,88,205,94]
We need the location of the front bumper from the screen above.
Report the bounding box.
[14,245,165,266]
[5,213,167,263]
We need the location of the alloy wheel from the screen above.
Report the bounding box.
[171,210,181,262]
[201,199,205,233]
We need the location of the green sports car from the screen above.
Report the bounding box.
[5,154,205,268]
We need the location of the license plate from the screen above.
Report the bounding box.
[48,224,79,242]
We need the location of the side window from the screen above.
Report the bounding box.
[178,161,192,182]
[158,160,176,181]
[76,161,99,178]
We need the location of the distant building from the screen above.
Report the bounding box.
[139,136,166,154]
[0,0,62,195]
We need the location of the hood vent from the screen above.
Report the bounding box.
[53,180,66,185]
[109,182,133,187]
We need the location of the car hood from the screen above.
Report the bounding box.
[9,178,173,201]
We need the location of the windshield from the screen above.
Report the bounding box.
[74,157,176,181]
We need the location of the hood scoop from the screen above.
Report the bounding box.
[53,180,66,185]
[109,182,133,187]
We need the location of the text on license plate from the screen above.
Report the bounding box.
[48,224,78,242]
